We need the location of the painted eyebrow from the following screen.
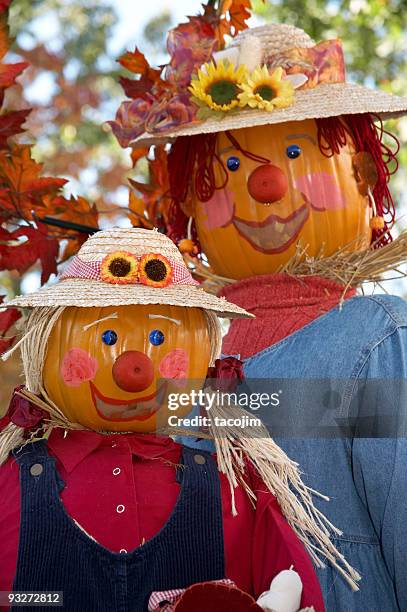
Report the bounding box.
[218,145,237,156]
[149,314,181,326]
[285,133,317,145]
[83,312,118,330]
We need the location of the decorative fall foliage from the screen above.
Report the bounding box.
[109,0,257,232]
[0,1,102,348]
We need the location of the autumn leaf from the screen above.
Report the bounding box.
[128,190,153,229]
[130,147,148,168]
[118,47,162,80]
[0,10,10,62]
[229,1,252,33]
[0,145,67,220]
[0,223,59,284]
[0,62,28,88]
[0,109,30,149]
[0,294,20,353]
[43,194,99,259]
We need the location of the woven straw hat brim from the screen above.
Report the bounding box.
[7,278,252,319]
[131,82,407,147]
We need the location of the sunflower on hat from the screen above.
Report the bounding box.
[238,66,295,111]
[189,60,247,118]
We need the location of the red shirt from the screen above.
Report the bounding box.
[0,429,323,610]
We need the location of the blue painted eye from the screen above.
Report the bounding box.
[149,329,165,346]
[226,155,240,171]
[102,330,117,346]
[286,144,301,159]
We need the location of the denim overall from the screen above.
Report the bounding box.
[12,440,225,611]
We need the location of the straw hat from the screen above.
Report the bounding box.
[131,23,407,148]
[8,228,251,318]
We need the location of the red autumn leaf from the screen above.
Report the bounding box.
[0,224,59,284]
[0,109,30,148]
[0,62,28,89]
[118,76,156,99]
[0,295,21,352]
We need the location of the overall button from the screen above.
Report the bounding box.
[116,504,125,514]
[119,549,127,554]
[30,463,43,476]
[194,454,206,465]
[113,467,121,476]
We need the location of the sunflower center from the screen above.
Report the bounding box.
[254,84,276,101]
[109,257,131,277]
[144,259,167,282]
[207,79,239,105]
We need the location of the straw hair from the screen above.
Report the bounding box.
[183,230,407,296]
[7,228,251,319]
[131,23,407,147]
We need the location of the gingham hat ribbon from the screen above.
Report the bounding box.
[60,251,199,288]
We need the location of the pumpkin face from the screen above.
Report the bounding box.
[43,304,211,433]
[194,119,371,279]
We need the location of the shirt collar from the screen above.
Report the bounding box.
[47,428,181,474]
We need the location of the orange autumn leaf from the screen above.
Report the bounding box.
[0,11,10,62]
[128,189,153,229]
[0,145,67,220]
[229,0,252,33]
[130,146,148,168]
[118,47,162,82]
[44,194,99,259]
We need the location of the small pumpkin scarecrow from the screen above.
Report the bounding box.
[112,22,407,612]
[0,228,363,611]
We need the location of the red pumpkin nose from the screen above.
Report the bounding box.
[112,351,154,392]
[247,164,288,203]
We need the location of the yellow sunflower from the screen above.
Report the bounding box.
[101,251,139,284]
[238,66,294,112]
[139,253,173,288]
[189,60,247,114]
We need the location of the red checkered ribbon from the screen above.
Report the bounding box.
[60,255,199,286]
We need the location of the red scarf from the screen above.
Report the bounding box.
[220,274,356,359]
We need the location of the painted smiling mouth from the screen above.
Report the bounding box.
[233,204,309,254]
[90,382,166,422]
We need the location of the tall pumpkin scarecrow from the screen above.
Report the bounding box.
[0,228,364,611]
[111,22,407,612]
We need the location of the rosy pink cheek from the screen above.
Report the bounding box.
[159,349,189,388]
[60,348,99,387]
[295,172,346,211]
[198,188,235,230]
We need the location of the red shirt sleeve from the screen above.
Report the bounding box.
[247,461,325,611]
[0,456,20,608]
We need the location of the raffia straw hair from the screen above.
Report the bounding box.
[207,402,361,590]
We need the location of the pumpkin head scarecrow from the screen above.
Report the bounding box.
[0,227,365,611]
[111,21,407,612]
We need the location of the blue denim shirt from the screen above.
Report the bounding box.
[243,294,407,611]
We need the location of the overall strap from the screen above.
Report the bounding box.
[12,439,65,510]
